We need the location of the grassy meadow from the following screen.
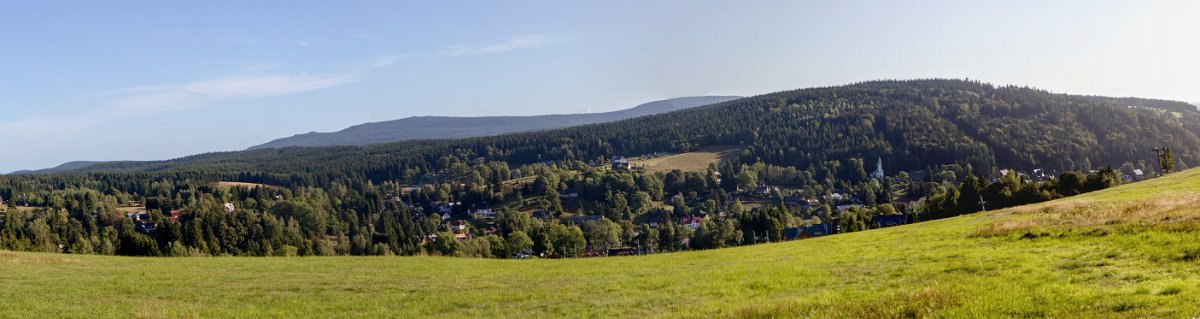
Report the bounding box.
[5,170,1200,318]
[631,146,740,173]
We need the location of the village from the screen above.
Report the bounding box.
[336,151,1147,258]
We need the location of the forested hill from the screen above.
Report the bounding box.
[247,96,741,149]
[47,79,1200,185]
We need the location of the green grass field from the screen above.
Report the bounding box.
[5,170,1200,318]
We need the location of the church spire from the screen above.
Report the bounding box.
[871,157,885,179]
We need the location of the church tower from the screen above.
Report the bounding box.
[871,157,884,179]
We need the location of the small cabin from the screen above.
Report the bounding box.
[783,224,834,240]
[611,156,631,170]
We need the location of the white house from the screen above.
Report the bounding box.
[472,208,496,218]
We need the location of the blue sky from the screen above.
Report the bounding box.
[2,1,1198,172]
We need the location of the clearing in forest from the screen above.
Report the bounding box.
[632,145,740,173]
[215,181,272,189]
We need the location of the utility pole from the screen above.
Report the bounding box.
[978,194,987,212]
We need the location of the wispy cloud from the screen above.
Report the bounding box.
[443,34,548,56]
[110,73,358,111]
[2,54,408,147]
[288,39,312,47]
[105,54,408,112]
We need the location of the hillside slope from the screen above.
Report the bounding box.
[248,96,741,149]
[4,169,1200,318]
[54,80,1200,186]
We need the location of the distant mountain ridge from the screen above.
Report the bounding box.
[9,161,105,175]
[248,96,741,150]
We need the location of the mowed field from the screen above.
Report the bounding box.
[631,146,740,173]
[5,171,1200,317]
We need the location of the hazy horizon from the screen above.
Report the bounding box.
[3,0,1199,172]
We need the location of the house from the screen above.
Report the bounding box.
[168,209,185,222]
[1132,169,1145,180]
[836,204,863,213]
[472,207,496,219]
[871,214,909,228]
[680,216,703,229]
[435,202,456,214]
[419,234,436,245]
[513,249,534,259]
[782,224,834,240]
[126,210,149,222]
[449,220,469,232]
[752,182,775,197]
[1030,169,1049,182]
[611,156,631,170]
[135,223,155,234]
[532,211,552,220]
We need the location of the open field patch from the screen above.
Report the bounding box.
[215,181,272,189]
[631,146,739,173]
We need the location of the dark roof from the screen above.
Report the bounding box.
[783,224,833,240]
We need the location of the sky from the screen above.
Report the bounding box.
[1,0,1198,173]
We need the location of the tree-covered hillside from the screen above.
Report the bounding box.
[58,79,1199,185]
